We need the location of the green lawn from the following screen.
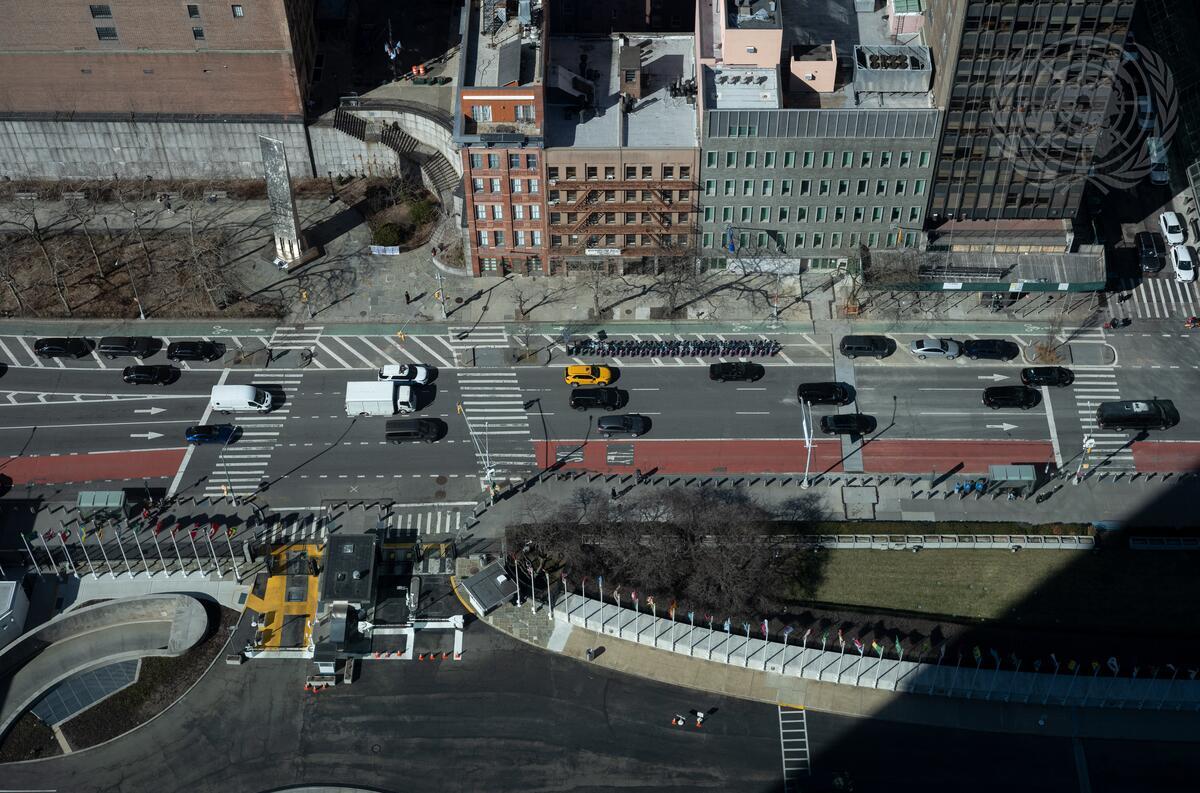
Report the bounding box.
[797,547,1200,633]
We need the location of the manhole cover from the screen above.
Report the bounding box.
[455,297,464,304]
[436,475,448,485]
[434,490,446,499]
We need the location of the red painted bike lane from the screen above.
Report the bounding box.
[0,448,187,486]
[533,438,1056,475]
[1131,441,1200,473]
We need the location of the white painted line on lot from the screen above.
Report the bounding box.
[0,419,194,431]
[736,387,767,391]
[16,337,44,367]
[406,334,454,368]
[736,411,771,415]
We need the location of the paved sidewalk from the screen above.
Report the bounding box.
[478,599,1200,741]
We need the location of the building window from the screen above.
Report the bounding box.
[187,4,200,18]
[895,180,907,195]
[744,152,756,168]
[834,206,845,222]
[818,180,830,196]
[586,166,598,180]
[841,151,852,167]
[470,154,483,169]
[822,152,833,167]
[797,206,808,221]
[871,206,883,222]
[513,204,524,220]
[471,105,492,122]
[739,232,749,248]
[625,165,636,179]
[472,178,484,192]
[548,166,559,180]
[764,151,776,168]
[740,206,752,222]
[890,207,902,222]
[756,232,767,247]
[721,207,732,222]
[551,235,562,246]
[663,165,675,179]
[515,104,535,121]
[95,26,118,39]
[880,151,893,167]
[853,207,864,222]
[725,151,736,168]
[784,151,795,168]
[815,207,827,222]
[875,180,887,196]
[680,165,690,179]
[860,151,872,167]
[515,230,527,247]
[481,258,499,272]
[919,151,930,168]
[511,179,523,193]
[867,232,878,247]
[625,212,637,223]
[529,178,539,193]
[603,166,614,179]
[754,206,766,222]
[799,180,810,196]
[494,230,505,247]
[900,151,911,167]
[904,231,918,247]
[532,230,542,247]
[478,231,489,247]
[706,151,717,168]
[762,179,773,196]
[909,206,921,223]
[492,205,504,220]
[509,154,521,169]
[849,232,860,247]
[642,166,653,179]
[703,232,714,248]
[192,26,205,39]
[704,179,716,196]
[475,205,486,220]
[856,179,868,196]
[914,179,926,195]
[794,232,805,248]
[742,179,753,196]
[489,178,501,192]
[530,204,541,219]
[231,4,244,17]
[89,4,112,18]
[703,206,714,222]
[837,179,848,196]
[781,179,793,196]
[487,154,500,168]
[803,151,814,168]
[565,166,577,179]
[830,232,842,248]
[779,206,789,222]
[812,232,824,249]
[526,154,537,168]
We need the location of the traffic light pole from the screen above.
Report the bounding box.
[435,269,448,319]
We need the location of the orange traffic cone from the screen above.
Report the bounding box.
[453,652,462,660]
[442,651,450,660]
[418,653,426,660]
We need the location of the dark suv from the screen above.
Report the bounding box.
[709,362,765,382]
[1136,231,1167,272]
[982,386,1040,409]
[962,339,1021,361]
[838,335,892,359]
[97,336,157,359]
[819,413,877,436]
[122,365,178,385]
[569,387,624,411]
[166,340,223,362]
[797,382,852,406]
[1021,366,1074,387]
[34,337,92,358]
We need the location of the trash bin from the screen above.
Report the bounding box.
[586,648,594,662]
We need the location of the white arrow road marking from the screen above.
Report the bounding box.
[130,431,164,440]
[977,374,1009,381]
[134,407,166,415]
[986,423,1018,431]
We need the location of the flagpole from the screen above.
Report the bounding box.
[836,636,845,683]
[950,653,963,696]
[855,644,865,684]
[1081,662,1100,707]
[689,612,696,658]
[725,619,731,664]
[1026,660,1042,704]
[781,627,791,674]
[151,526,166,577]
[933,644,946,695]
[968,651,983,699]
[874,645,884,689]
[1103,661,1120,707]
[97,527,115,577]
[1159,665,1178,709]
[78,529,96,578]
[581,578,587,629]
[1140,667,1158,710]
[1043,655,1060,706]
[1063,662,1081,705]
[169,528,183,575]
[986,651,1001,701]
[545,571,553,622]
[761,620,769,670]
[598,576,604,630]
[21,533,44,577]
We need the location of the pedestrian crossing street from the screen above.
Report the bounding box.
[1110,276,1200,321]
[1071,368,1134,472]
[382,506,465,538]
[456,371,538,476]
[778,704,811,791]
[202,372,299,497]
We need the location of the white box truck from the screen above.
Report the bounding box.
[210,384,273,413]
[345,381,415,416]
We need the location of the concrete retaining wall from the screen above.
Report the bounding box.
[0,118,311,180]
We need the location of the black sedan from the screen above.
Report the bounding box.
[797,382,852,406]
[819,413,877,436]
[1021,366,1074,387]
[709,362,765,382]
[122,365,178,385]
[597,414,650,437]
[963,339,1021,361]
[166,340,223,362]
[185,424,237,444]
[982,386,1041,410]
[34,337,91,358]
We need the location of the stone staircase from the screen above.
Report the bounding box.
[423,153,461,193]
[380,123,419,155]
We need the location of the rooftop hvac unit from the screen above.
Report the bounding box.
[717,75,728,83]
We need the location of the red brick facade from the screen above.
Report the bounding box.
[461,146,551,276]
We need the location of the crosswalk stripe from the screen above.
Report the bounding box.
[359,337,400,366]
[407,334,454,368]
[331,335,377,368]
[313,339,352,369]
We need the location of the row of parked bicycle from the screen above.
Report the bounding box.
[565,338,782,358]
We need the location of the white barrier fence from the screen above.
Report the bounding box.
[554,593,1199,710]
[789,534,1094,550]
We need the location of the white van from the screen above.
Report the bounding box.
[210,384,273,413]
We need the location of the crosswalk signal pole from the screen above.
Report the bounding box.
[434,270,448,319]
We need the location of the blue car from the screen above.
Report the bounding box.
[185,424,235,444]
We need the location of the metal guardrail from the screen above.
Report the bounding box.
[790,534,1094,550]
[338,96,454,129]
[1129,536,1200,551]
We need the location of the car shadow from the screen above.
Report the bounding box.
[143,338,166,358]
[413,384,438,411]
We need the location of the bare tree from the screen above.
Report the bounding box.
[9,204,70,315]
[65,184,106,280]
[111,175,155,277]
[510,279,570,319]
[0,246,29,315]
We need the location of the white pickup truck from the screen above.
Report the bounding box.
[344,381,415,417]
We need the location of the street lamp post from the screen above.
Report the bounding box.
[800,398,814,489]
[459,402,496,496]
[1072,435,1095,485]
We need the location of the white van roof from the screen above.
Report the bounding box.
[211,384,258,399]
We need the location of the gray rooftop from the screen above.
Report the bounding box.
[728,0,782,29]
[705,65,780,110]
[459,561,518,615]
[320,535,376,606]
[872,250,1108,288]
[546,35,698,148]
[464,0,544,87]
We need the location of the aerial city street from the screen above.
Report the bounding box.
[2,0,1200,791]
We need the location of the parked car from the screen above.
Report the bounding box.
[819,413,877,436]
[97,336,157,359]
[796,382,852,406]
[597,414,650,437]
[1159,211,1187,245]
[709,362,765,382]
[33,337,91,359]
[564,365,615,387]
[166,340,223,362]
[982,386,1041,410]
[377,364,432,384]
[1136,231,1167,272]
[838,335,893,359]
[122,365,178,385]
[569,387,624,411]
[908,338,961,360]
[1171,245,1196,283]
[963,339,1020,361]
[1095,399,1179,431]
[185,424,236,444]
[1021,366,1074,387]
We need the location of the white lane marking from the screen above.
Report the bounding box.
[1041,386,1064,468]
[314,339,352,369]
[168,368,228,497]
[359,337,400,366]
[331,335,377,367]
[407,335,454,368]
[17,337,45,367]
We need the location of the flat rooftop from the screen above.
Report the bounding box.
[464,0,545,87]
[546,35,698,148]
[320,535,376,605]
[728,0,782,30]
[705,65,780,110]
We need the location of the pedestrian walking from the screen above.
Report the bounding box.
[610,487,618,499]
[405,290,412,305]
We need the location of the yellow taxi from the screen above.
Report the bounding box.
[564,365,614,387]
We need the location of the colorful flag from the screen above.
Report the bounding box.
[761,619,769,637]
[783,625,794,637]
[669,600,677,619]
[837,629,844,647]
[562,572,568,585]
[1091,660,1100,673]
[802,628,812,643]
[1033,659,1042,672]
[821,629,829,644]
[895,637,903,655]
[972,646,982,663]
[631,590,637,602]
[871,641,882,654]
[1010,653,1020,667]
[1068,660,1078,672]
[1107,657,1119,674]
[688,611,695,622]
[853,637,864,653]
[723,617,731,632]
[597,575,603,588]
[646,595,654,608]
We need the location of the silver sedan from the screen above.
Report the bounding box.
[908,338,962,360]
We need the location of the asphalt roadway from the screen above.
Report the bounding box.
[3,620,1199,793]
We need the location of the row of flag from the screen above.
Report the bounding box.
[32,522,237,543]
